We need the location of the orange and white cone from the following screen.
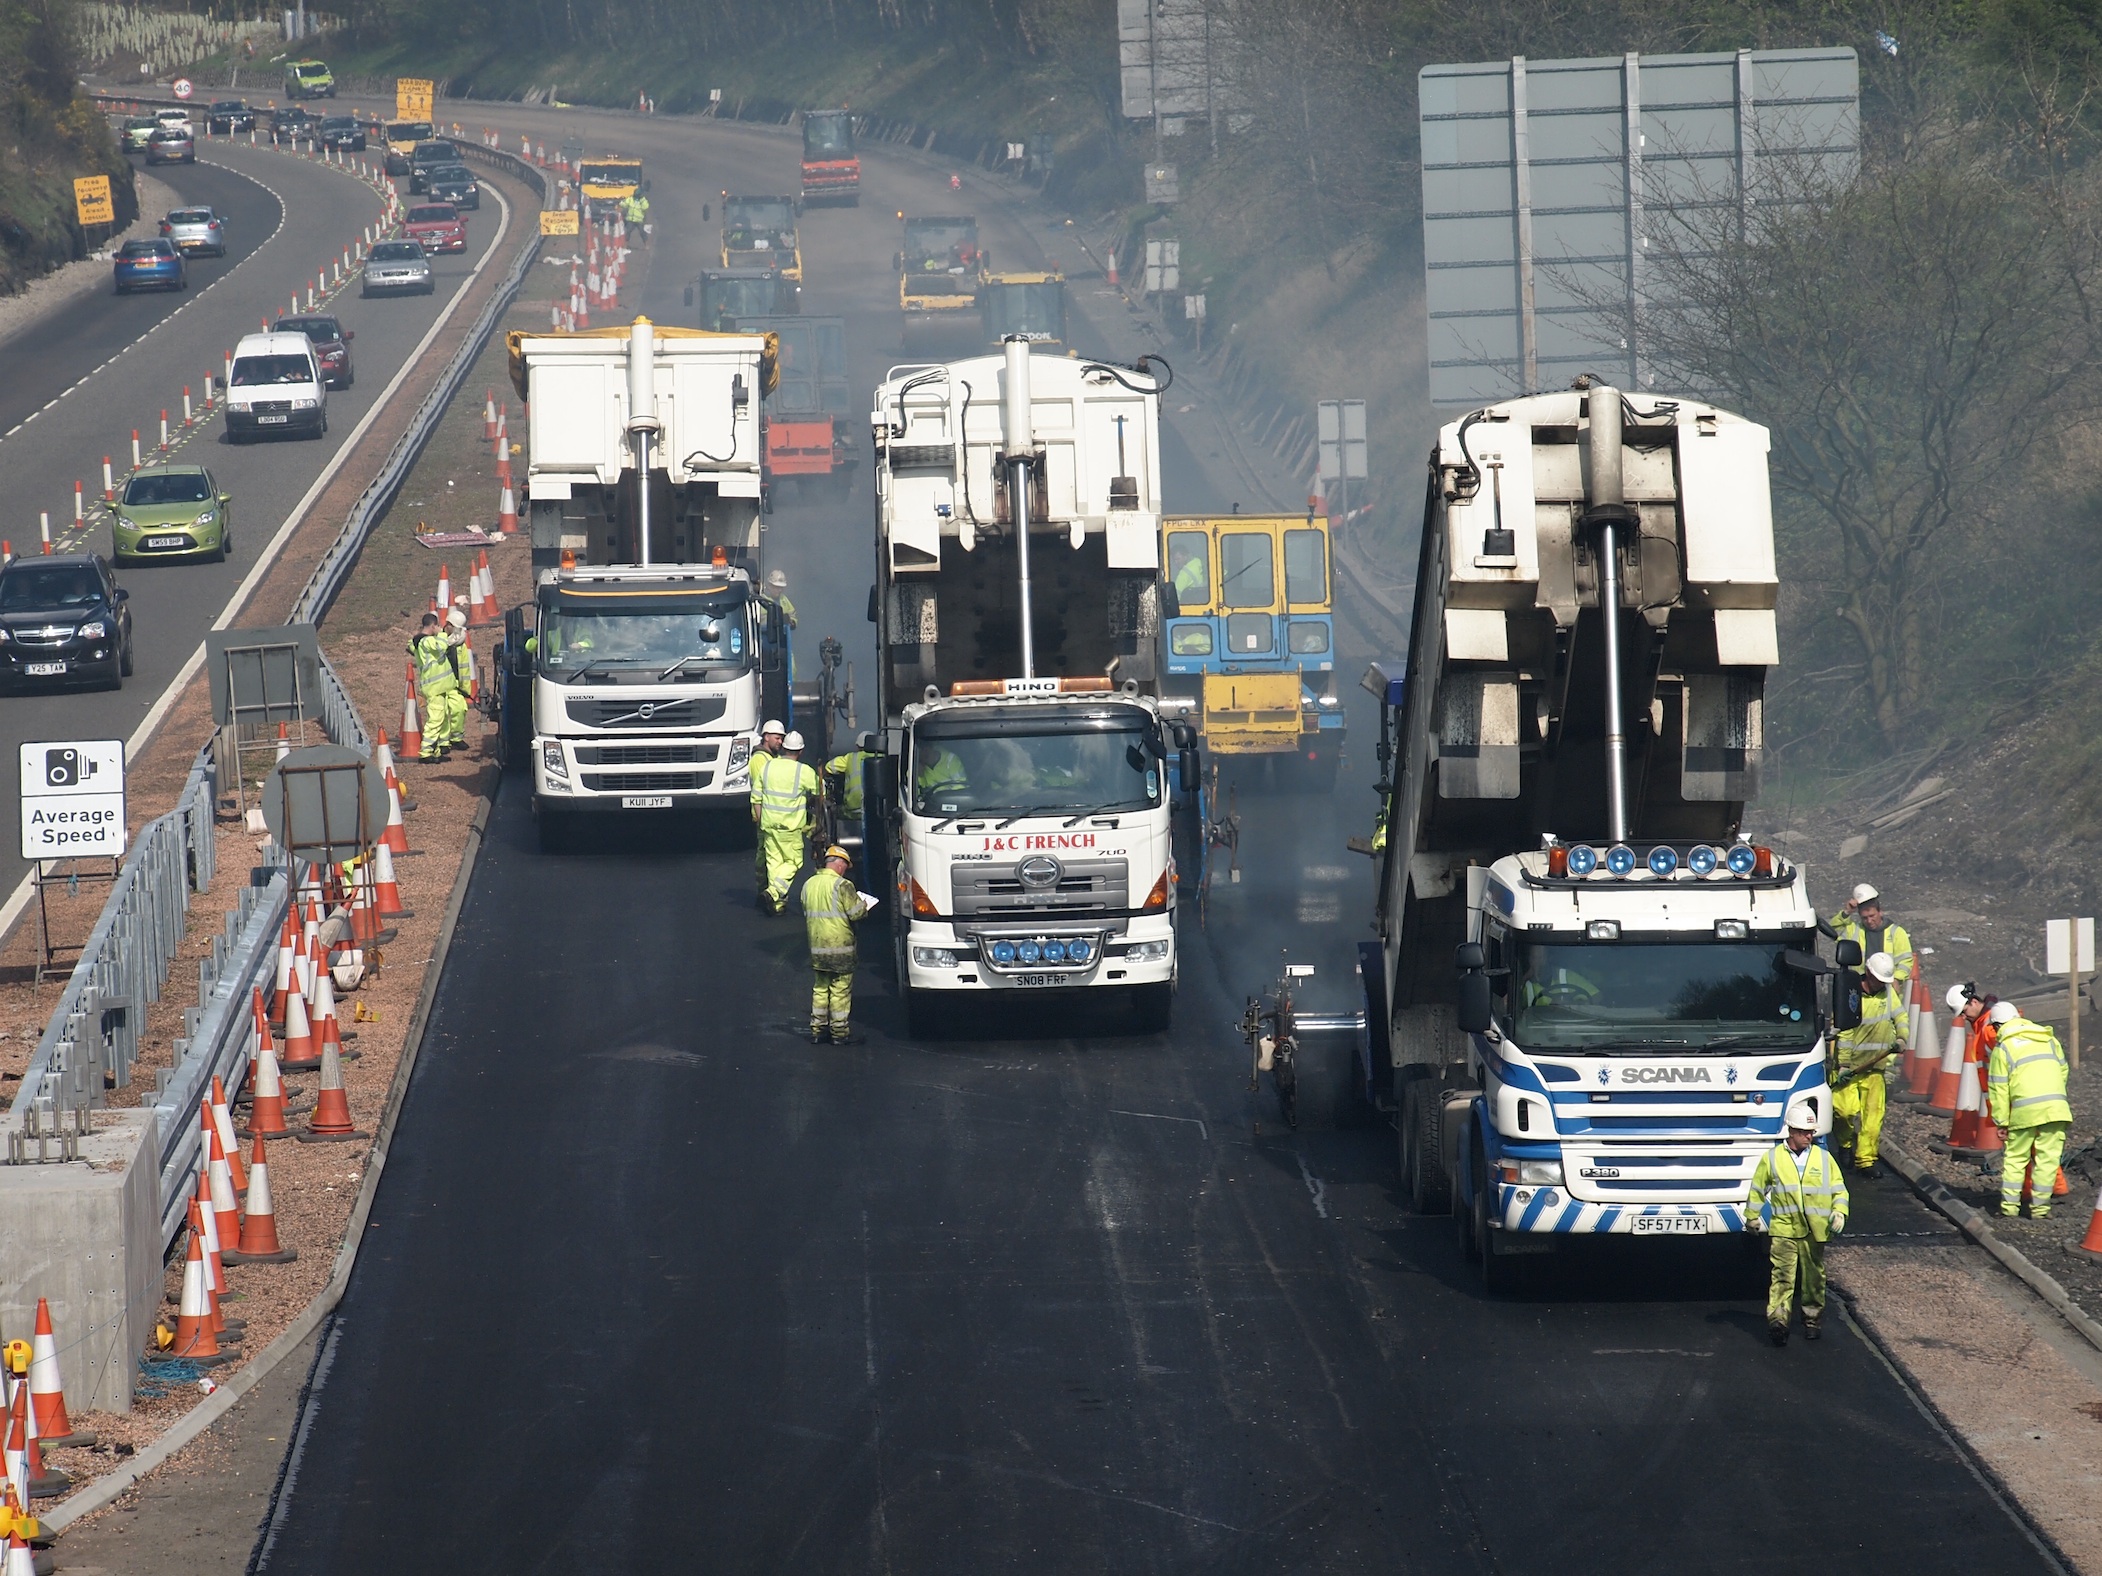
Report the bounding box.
[170,1204,219,1358]
[465,564,489,625]
[280,976,318,1072]
[226,1133,297,1264]
[270,913,297,1026]
[6,1514,39,1576]
[472,550,499,618]
[13,1370,67,1500]
[375,727,397,781]
[400,664,423,759]
[312,969,346,1059]
[497,479,519,535]
[244,993,292,1138]
[436,563,452,612]
[482,389,497,441]
[210,1077,247,1193]
[381,770,411,855]
[298,1040,366,1143]
[373,842,409,918]
[2020,1153,2072,1206]
[1926,1018,1967,1115]
[2073,1183,2102,1263]
[205,1123,243,1270]
[26,1301,81,1447]
[3,1382,31,1509]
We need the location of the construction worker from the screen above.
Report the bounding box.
[1987,1000,2072,1219]
[750,719,786,899]
[1746,1094,1849,1345]
[1830,950,1907,1173]
[803,844,872,1044]
[823,731,880,829]
[751,726,819,913]
[1830,883,1915,987]
[410,611,467,763]
[914,740,968,804]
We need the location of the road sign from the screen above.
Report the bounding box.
[540,209,580,236]
[2048,919,2094,976]
[1183,293,1206,319]
[19,741,126,861]
[172,77,194,100]
[1145,238,1180,294]
[1144,164,1179,203]
[1317,400,1368,482]
[262,744,387,863]
[73,176,114,228]
[396,77,434,121]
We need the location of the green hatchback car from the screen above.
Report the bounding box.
[113,465,232,564]
[121,116,158,153]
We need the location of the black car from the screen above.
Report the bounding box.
[319,114,367,152]
[408,140,458,193]
[271,107,316,145]
[207,100,255,134]
[0,555,134,690]
[425,163,480,210]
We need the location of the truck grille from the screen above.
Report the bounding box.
[579,771,709,792]
[951,858,1128,918]
[564,695,728,729]
[1559,1147,1763,1204]
[573,742,717,766]
[884,444,954,469]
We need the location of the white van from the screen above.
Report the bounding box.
[225,331,327,442]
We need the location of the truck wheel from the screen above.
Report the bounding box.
[1401,1073,1452,1214]
[1128,981,1172,1035]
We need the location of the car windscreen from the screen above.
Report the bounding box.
[578,161,638,184]
[370,242,424,261]
[150,129,189,141]
[168,209,215,225]
[1,569,101,609]
[231,355,315,387]
[1492,932,1823,1052]
[412,142,455,162]
[904,219,977,265]
[119,241,172,258]
[123,473,212,506]
[534,587,753,680]
[407,206,455,223]
[277,318,340,342]
[910,711,1163,816]
[429,166,473,183]
[386,122,432,142]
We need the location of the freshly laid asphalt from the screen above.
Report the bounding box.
[207,100,2057,1573]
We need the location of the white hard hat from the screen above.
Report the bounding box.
[783,730,805,751]
[766,569,788,588]
[1989,1000,2019,1026]
[760,719,785,737]
[1851,883,1880,905]
[445,606,467,630]
[1785,1095,1819,1130]
[1946,983,1979,1013]
[1866,951,1897,984]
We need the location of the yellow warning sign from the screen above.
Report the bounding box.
[395,77,435,121]
[73,175,114,228]
[539,209,580,236]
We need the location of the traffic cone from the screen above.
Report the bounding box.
[382,770,410,855]
[6,1516,39,1576]
[1907,1014,1957,1101]
[465,564,488,625]
[436,563,452,612]
[274,721,291,763]
[12,1373,66,1500]
[494,431,511,488]
[312,969,346,1059]
[298,1041,366,1143]
[482,389,497,441]
[373,842,409,918]
[25,1302,81,1447]
[375,727,397,781]
[1926,1018,1967,1115]
[2072,1184,2102,1263]
[400,664,423,759]
[204,1124,242,1274]
[280,977,318,1073]
[210,1077,247,1193]
[169,1204,219,1358]
[190,1170,231,1335]
[270,913,296,1026]
[3,1384,30,1509]
[226,1133,297,1264]
[244,994,292,1139]
[472,549,499,617]
[497,479,519,535]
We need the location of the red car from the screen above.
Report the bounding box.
[402,203,466,255]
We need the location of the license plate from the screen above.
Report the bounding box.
[1631,1215,1709,1235]
[23,662,64,676]
[1008,973,1064,988]
[147,535,186,548]
[257,414,287,424]
[622,795,673,809]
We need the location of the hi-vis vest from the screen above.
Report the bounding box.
[752,752,817,829]
[1989,1018,2072,1129]
[412,633,462,695]
[802,866,865,971]
[1747,1142,1849,1241]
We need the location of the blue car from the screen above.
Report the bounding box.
[113,238,186,294]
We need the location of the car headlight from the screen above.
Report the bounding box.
[912,947,959,968]
[291,398,318,410]
[541,742,568,779]
[194,510,217,526]
[75,621,107,640]
[1116,938,1171,962]
[115,516,135,532]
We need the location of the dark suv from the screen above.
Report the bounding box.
[207,100,255,134]
[319,114,367,152]
[0,555,134,690]
[408,140,459,193]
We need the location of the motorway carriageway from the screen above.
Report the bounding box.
[0,134,513,903]
[236,102,2057,1572]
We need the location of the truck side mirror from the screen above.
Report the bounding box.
[866,584,879,624]
[1454,941,1492,1033]
[1834,938,1863,969]
[1832,971,1863,1033]
[1454,942,1485,972]
[1179,744,1200,795]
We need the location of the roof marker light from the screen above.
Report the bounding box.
[1567,844,1599,877]
[1647,846,1679,877]
[1604,844,1637,877]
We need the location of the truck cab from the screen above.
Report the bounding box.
[800,111,859,204]
[578,157,644,223]
[721,195,802,283]
[979,273,1067,352]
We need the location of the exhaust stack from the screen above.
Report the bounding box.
[1002,335,1037,678]
[1582,384,1636,843]
[626,317,660,566]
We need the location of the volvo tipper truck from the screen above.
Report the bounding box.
[496,319,796,848]
[1361,381,1859,1286]
[868,340,1195,1034]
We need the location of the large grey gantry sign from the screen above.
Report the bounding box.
[1419,48,1859,405]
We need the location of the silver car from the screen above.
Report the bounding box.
[360,238,433,297]
[161,206,228,257]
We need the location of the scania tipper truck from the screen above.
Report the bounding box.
[1361,381,1859,1286]
[867,339,1196,1034]
[496,318,798,849]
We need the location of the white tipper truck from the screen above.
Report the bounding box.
[1358,381,1862,1286]
[495,319,798,849]
[865,339,1199,1035]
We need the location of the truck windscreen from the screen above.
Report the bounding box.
[905,221,977,267]
[911,715,1162,816]
[535,590,752,683]
[704,277,784,320]
[579,162,639,186]
[803,116,853,158]
[983,282,1064,342]
[1497,934,1821,1052]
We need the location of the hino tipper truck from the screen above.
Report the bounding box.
[867,340,1195,1034]
[496,318,797,848]
[1360,381,1858,1286]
